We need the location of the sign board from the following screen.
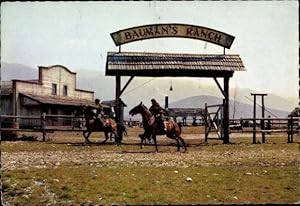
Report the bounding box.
[111,24,235,49]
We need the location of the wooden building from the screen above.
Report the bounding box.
[0,65,119,128]
[168,108,206,126]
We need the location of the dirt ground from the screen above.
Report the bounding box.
[2,127,299,171]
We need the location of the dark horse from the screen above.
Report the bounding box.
[129,102,187,152]
[77,106,126,144]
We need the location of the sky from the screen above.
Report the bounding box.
[1,1,299,101]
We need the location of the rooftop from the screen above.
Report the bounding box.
[20,93,106,107]
[106,51,245,78]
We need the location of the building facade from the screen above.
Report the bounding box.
[1,65,127,129]
[1,65,96,128]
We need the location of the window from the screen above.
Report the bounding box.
[63,85,68,96]
[52,83,57,95]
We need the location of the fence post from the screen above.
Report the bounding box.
[287,117,293,143]
[261,95,266,143]
[204,103,208,142]
[252,95,256,144]
[291,117,294,143]
[41,112,47,141]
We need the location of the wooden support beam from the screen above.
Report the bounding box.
[223,76,230,144]
[115,75,123,142]
[214,77,226,98]
[120,76,134,96]
[115,75,121,124]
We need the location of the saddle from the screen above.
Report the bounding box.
[155,116,167,135]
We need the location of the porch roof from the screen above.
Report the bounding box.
[20,93,110,107]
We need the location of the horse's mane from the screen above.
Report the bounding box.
[141,103,152,117]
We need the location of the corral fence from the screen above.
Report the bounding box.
[229,117,299,143]
[0,114,86,140]
[1,115,299,143]
[203,100,299,143]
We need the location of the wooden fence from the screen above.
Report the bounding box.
[1,115,299,143]
[228,117,299,143]
[0,114,85,132]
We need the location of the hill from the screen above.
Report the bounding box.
[169,95,289,119]
[1,62,38,80]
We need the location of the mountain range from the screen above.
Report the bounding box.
[1,62,297,120]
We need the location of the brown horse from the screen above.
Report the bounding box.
[78,106,126,144]
[129,102,187,152]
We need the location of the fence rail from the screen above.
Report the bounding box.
[0,114,85,135]
[228,117,299,143]
[1,115,299,143]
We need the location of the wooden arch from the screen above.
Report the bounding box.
[106,24,245,143]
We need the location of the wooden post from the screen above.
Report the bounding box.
[288,117,293,143]
[205,103,208,142]
[252,95,257,144]
[289,118,292,143]
[41,112,47,141]
[12,80,17,117]
[221,99,225,140]
[115,75,122,140]
[165,96,169,110]
[223,76,229,144]
[291,117,294,143]
[261,95,265,143]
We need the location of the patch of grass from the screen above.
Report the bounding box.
[2,164,299,205]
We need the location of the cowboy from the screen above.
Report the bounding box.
[93,98,104,126]
[149,98,169,134]
[149,98,168,116]
[94,99,104,118]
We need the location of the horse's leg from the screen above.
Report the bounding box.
[123,126,127,136]
[112,129,120,146]
[101,130,109,144]
[109,132,113,142]
[152,134,158,152]
[116,127,122,144]
[139,134,145,149]
[147,135,152,144]
[178,136,187,152]
[166,133,181,151]
[86,132,92,144]
[83,131,90,144]
[175,138,181,152]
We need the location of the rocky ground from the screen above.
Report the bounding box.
[2,134,298,171]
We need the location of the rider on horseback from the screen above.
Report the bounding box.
[94,98,104,127]
[149,98,169,134]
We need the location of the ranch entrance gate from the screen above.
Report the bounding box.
[105,24,246,143]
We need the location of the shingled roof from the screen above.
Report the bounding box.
[20,93,110,107]
[106,52,245,77]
